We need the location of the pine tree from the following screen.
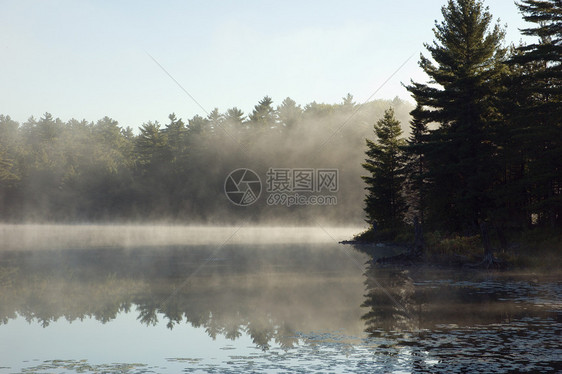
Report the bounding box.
[341,93,356,112]
[135,122,168,174]
[207,108,224,134]
[406,0,506,231]
[277,97,302,129]
[224,107,245,128]
[403,104,429,224]
[510,0,562,227]
[249,96,277,128]
[362,108,407,232]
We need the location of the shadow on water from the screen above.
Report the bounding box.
[362,261,562,372]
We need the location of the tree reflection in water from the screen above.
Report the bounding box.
[360,259,562,372]
[1,243,560,371]
[360,259,562,336]
[0,244,366,351]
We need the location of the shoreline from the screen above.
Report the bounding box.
[340,237,562,273]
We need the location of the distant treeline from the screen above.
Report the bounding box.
[0,96,413,223]
[362,0,562,236]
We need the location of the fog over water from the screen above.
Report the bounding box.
[0,226,560,373]
[0,224,363,250]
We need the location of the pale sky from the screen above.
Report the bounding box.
[1,0,532,130]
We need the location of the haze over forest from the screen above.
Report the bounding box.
[0,0,560,235]
[0,96,412,224]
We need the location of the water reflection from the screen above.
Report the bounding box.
[0,244,367,351]
[362,266,417,335]
[1,240,561,372]
[361,261,562,372]
[362,261,561,333]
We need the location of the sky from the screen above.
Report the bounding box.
[1,0,533,130]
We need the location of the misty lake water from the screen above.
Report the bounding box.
[0,225,560,373]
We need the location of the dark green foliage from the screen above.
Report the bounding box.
[507,0,562,227]
[0,116,20,188]
[353,0,561,256]
[362,108,407,231]
[403,105,429,224]
[248,96,277,128]
[406,0,507,232]
[394,0,562,253]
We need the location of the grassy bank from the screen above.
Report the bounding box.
[498,228,562,272]
[353,226,562,272]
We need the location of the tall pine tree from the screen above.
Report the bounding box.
[509,0,562,227]
[406,0,506,232]
[362,108,407,232]
[403,104,429,225]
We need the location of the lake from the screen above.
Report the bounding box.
[0,225,560,373]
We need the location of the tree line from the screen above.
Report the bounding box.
[362,0,561,239]
[0,95,413,223]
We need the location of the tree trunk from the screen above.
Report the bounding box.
[411,216,424,257]
[479,221,504,268]
[480,221,492,257]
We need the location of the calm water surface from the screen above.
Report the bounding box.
[0,225,560,373]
